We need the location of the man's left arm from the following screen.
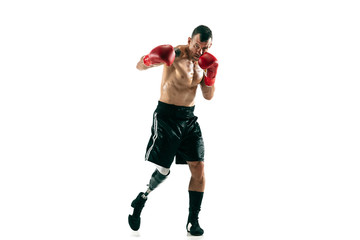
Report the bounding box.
[200,78,215,100]
[199,52,218,100]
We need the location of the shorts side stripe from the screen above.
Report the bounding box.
[145,112,158,161]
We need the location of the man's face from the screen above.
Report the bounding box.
[188,34,212,61]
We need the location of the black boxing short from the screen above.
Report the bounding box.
[145,101,205,168]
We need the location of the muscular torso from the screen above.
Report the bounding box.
[159,45,204,107]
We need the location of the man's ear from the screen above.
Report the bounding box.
[188,37,191,45]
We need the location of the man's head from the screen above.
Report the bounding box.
[188,25,212,61]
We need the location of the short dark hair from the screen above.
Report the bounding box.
[191,25,212,42]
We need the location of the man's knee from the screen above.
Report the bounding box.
[188,161,204,171]
[188,161,205,181]
[155,165,170,176]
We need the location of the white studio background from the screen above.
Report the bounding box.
[0,0,359,240]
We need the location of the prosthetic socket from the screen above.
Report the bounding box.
[146,169,170,193]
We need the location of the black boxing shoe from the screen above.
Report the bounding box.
[128,192,147,231]
[186,210,204,236]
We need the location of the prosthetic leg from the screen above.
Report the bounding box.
[128,168,169,231]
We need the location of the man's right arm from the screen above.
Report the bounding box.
[136,45,175,71]
[136,56,158,70]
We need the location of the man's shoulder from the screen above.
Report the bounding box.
[174,45,187,58]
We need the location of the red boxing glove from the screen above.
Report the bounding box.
[143,45,175,66]
[198,52,218,86]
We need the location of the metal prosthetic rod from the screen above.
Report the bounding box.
[143,168,170,197]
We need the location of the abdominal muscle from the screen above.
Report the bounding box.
[159,80,198,107]
[159,52,203,107]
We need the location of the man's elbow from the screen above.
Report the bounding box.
[202,85,215,100]
[136,62,146,70]
[203,93,214,100]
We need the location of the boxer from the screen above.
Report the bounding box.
[128,25,218,236]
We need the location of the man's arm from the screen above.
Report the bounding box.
[198,52,218,100]
[200,77,215,100]
[136,56,161,70]
[136,45,175,70]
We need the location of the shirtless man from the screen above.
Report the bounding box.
[128,25,218,236]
